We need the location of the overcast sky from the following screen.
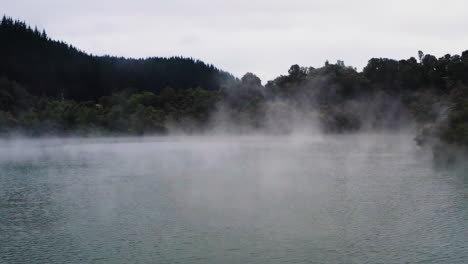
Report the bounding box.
[3,0,468,81]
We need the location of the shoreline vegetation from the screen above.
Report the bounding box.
[0,16,467,162]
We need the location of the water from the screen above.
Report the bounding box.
[0,134,466,263]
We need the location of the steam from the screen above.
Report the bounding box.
[174,70,419,137]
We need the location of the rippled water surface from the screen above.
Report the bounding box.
[0,135,466,263]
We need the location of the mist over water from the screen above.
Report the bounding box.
[0,134,467,263]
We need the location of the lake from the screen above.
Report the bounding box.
[0,134,466,263]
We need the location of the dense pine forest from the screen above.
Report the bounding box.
[0,16,467,152]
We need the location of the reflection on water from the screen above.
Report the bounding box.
[0,135,467,263]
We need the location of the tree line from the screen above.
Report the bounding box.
[0,16,467,150]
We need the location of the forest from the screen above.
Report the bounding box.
[0,16,467,152]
